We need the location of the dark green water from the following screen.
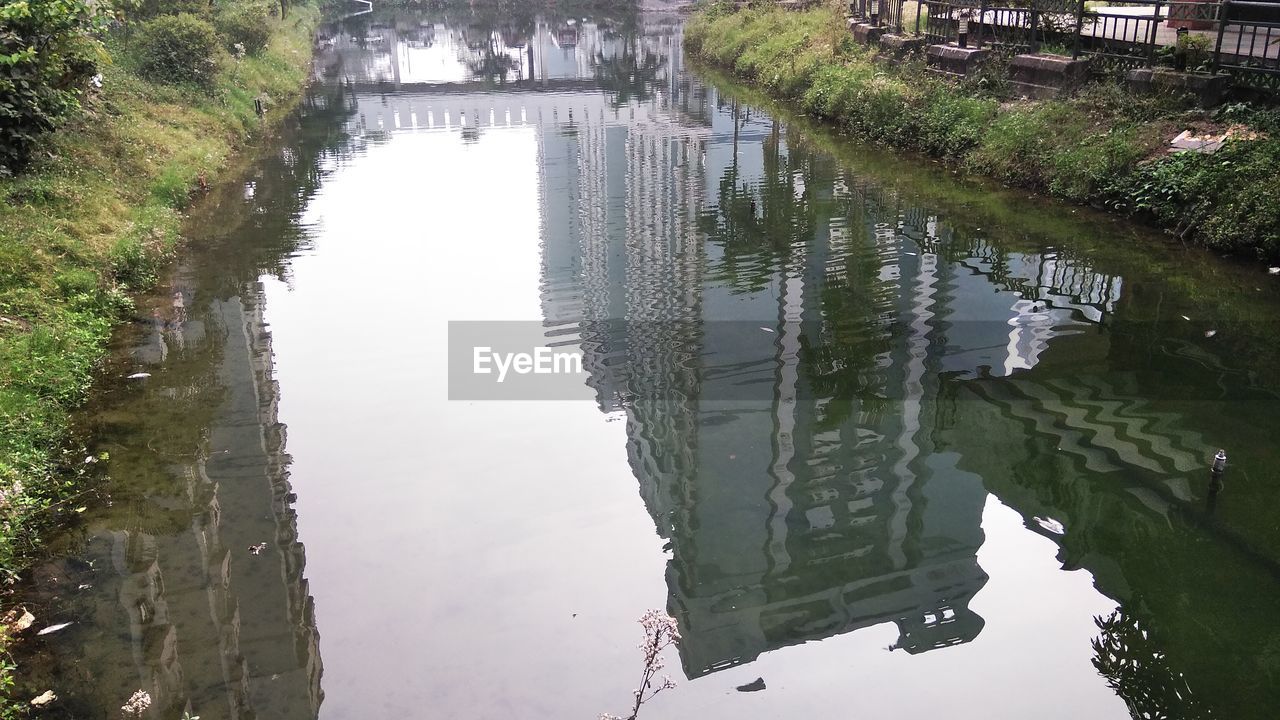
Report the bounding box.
[13,4,1280,719]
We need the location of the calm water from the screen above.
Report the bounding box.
[15,4,1280,719]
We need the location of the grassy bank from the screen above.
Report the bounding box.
[0,1,319,677]
[685,3,1280,259]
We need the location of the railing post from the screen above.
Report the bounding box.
[978,0,987,48]
[916,0,923,36]
[1072,0,1087,59]
[1212,0,1230,72]
[1029,4,1040,53]
[1146,0,1163,68]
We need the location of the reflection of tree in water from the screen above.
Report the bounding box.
[696,111,895,429]
[590,8,664,106]
[698,107,811,294]
[592,42,665,106]
[1092,608,1216,720]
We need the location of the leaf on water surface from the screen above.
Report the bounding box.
[14,609,35,631]
[37,621,73,636]
[31,690,56,707]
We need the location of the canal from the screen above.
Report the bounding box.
[13,3,1280,719]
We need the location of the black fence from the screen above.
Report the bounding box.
[861,0,1280,89]
[1215,0,1280,89]
[849,0,910,33]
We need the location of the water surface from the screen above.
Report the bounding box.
[15,5,1280,719]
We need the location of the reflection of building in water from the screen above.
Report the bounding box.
[516,43,996,675]
[83,288,323,720]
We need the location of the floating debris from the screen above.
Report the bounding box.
[37,621,73,636]
[126,372,151,380]
[1181,315,1191,321]
[1205,330,1217,338]
[759,327,774,333]
[120,690,152,717]
[1270,267,1280,275]
[30,691,56,707]
[248,542,268,555]
[1034,516,1066,535]
[736,677,766,692]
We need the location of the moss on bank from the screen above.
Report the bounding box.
[0,1,317,642]
[684,3,1280,258]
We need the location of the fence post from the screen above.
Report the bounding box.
[1212,0,1230,72]
[916,0,923,36]
[978,0,987,48]
[1145,0,1162,67]
[1071,0,1087,59]
[1029,4,1040,53]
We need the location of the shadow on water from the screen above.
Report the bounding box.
[12,2,1280,718]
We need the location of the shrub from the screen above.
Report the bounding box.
[0,0,106,174]
[125,0,211,22]
[132,13,222,89]
[215,2,273,55]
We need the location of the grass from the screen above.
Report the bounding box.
[0,5,319,696]
[686,3,1280,259]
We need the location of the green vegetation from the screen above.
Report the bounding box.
[134,13,225,88]
[685,3,1280,258]
[0,0,319,700]
[0,0,109,173]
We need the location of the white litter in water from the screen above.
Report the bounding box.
[1034,516,1066,535]
[760,327,774,333]
[37,621,73,636]
[126,373,151,379]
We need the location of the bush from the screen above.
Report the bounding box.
[0,0,106,174]
[1105,138,1280,257]
[215,2,273,55]
[126,0,211,22]
[132,13,222,89]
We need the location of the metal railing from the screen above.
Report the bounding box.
[849,0,910,33]
[891,0,1280,90]
[1071,0,1166,71]
[1213,0,1280,89]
